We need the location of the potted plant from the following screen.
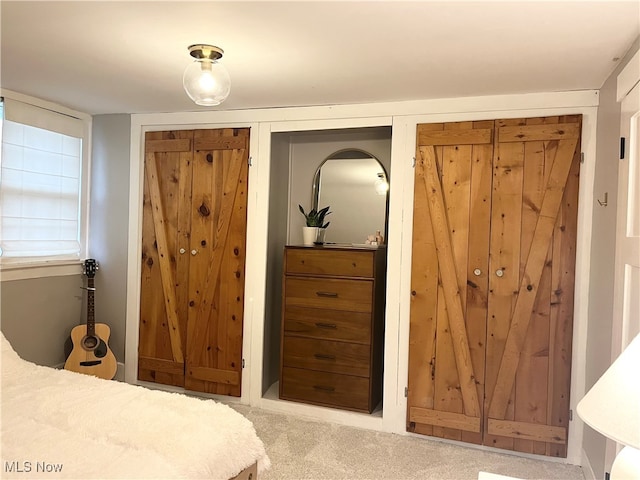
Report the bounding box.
[298,205,331,245]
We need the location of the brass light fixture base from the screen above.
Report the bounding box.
[188,44,224,61]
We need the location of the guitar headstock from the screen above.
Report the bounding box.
[83,259,99,278]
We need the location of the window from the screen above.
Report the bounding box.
[0,96,89,267]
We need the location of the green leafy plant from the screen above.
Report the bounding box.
[298,205,331,228]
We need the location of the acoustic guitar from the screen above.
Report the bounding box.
[64,259,117,380]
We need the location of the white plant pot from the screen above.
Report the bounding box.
[302,226,319,246]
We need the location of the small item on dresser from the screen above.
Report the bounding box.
[299,204,331,246]
[375,230,384,245]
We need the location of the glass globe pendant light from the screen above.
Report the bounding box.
[183,44,231,106]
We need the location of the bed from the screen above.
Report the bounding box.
[0,332,270,479]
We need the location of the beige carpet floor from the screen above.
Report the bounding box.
[231,405,585,480]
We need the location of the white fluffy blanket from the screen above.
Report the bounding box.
[1,333,270,479]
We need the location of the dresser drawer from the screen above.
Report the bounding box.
[284,277,373,313]
[283,305,371,344]
[282,336,370,377]
[285,248,374,278]
[281,367,371,412]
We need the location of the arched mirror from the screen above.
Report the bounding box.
[312,148,389,245]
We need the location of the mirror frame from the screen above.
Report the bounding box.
[311,148,390,243]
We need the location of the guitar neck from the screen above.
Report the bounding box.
[87,277,96,337]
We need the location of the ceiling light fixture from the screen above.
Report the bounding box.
[183,44,230,106]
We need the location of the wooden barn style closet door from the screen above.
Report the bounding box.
[407,121,494,444]
[139,130,193,388]
[407,115,581,457]
[138,128,250,397]
[184,129,249,396]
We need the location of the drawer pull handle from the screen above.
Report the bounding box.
[313,385,335,392]
[316,291,338,298]
[315,322,337,329]
[314,353,336,361]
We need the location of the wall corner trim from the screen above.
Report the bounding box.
[617,50,640,102]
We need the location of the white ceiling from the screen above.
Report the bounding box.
[1,1,638,116]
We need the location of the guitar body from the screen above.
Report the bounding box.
[64,323,117,380]
[64,259,117,380]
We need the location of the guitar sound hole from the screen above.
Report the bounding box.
[82,335,98,351]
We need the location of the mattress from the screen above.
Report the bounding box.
[1,333,270,479]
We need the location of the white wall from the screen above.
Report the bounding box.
[262,132,292,392]
[89,114,131,363]
[0,275,82,366]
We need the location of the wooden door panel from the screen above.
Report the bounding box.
[433,283,463,441]
[486,116,580,457]
[144,152,185,364]
[513,117,553,455]
[546,138,580,457]
[139,131,193,387]
[487,419,567,444]
[484,121,525,452]
[409,116,580,458]
[462,120,495,444]
[185,128,249,396]
[422,144,480,419]
[488,120,579,419]
[407,124,441,437]
[408,121,493,440]
[185,130,222,394]
[411,406,481,433]
[434,124,474,441]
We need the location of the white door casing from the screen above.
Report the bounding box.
[608,51,640,470]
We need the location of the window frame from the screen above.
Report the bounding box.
[0,89,92,280]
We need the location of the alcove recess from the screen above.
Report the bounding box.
[261,126,392,404]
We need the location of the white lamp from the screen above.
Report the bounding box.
[183,44,231,106]
[577,333,640,479]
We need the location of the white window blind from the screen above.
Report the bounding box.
[0,98,83,259]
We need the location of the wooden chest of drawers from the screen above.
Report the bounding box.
[280,245,386,413]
